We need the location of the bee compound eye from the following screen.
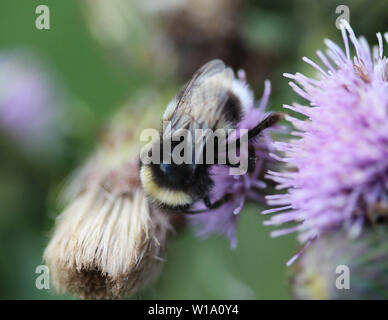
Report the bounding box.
[160,163,174,175]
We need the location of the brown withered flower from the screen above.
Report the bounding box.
[44,92,171,299]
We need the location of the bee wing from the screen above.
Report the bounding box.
[163,59,234,136]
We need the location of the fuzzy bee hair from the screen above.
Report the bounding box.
[140,59,279,213]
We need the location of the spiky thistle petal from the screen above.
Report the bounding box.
[265,21,388,244]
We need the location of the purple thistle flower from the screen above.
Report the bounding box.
[188,74,277,248]
[264,21,388,246]
[0,51,64,155]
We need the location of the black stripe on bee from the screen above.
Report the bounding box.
[223,91,242,126]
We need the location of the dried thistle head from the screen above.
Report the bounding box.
[44,182,170,299]
[44,93,171,299]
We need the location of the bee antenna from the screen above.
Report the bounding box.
[230,113,282,149]
[247,112,283,140]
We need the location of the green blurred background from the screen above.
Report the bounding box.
[0,0,386,299]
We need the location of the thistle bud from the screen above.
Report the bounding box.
[291,226,388,300]
[44,93,171,299]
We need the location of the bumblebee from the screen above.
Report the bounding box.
[140,60,280,213]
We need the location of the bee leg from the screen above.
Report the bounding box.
[224,146,256,172]
[247,147,256,172]
[225,160,239,167]
[183,194,231,214]
[204,194,231,209]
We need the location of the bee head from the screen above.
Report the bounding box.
[159,163,196,184]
